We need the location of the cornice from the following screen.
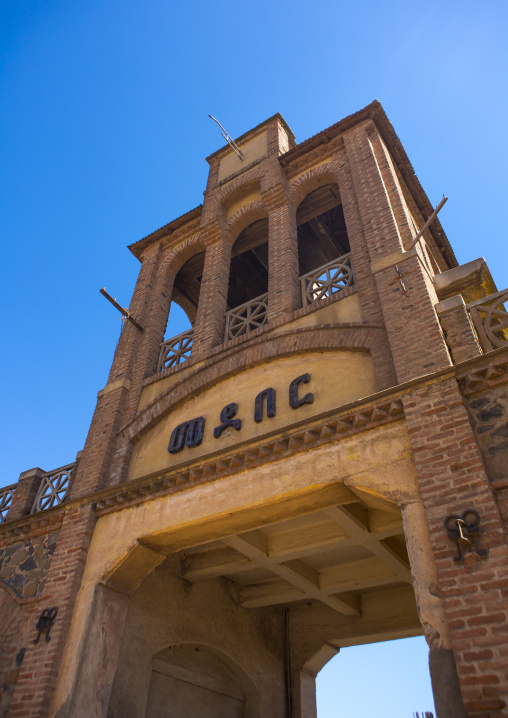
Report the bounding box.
[457,347,508,396]
[128,206,203,260]
[0,507,64,545]
[4,349,507,542]
[95,396,405,517]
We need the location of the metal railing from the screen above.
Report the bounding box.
[0,484,15,523]
[157,328,194,372]
[468,289,508,352]
[224,292,269,341]
[31,463,75,514]
[300,253,354,307]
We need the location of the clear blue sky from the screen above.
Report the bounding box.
[1,1,506,714]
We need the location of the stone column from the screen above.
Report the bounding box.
[402,500,467,718]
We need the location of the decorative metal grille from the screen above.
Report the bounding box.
[31,464,74,513]
[468,289,508,352]
[157,328,194,372]
[0,484,15,523]
[300,253,354,307]
[224,293,269,341]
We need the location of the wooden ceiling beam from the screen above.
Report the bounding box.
[222,534,361,617]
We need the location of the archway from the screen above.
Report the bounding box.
[224,218,269,340]
[316,637,435,717]
[296,183,350,276]
[296,184,353,308]
[145,643,257,718]
[158,249,206,371]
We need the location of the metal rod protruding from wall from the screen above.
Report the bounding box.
[408,195,448,250]
[209,115,244,160]
[100,288,144,332]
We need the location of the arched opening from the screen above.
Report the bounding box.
[158,250,206,371]
[316,636,435,717]
[145,643,255,718]
[296,184,353,307]
[224,218,269,340]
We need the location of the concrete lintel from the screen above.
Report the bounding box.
[433,257,497,301]
[435,295,466,316]
[97,375,132,398]
[370,248,417,275]
[18,467,46,482]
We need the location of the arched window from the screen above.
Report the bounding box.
[297,184,353,306]
[224,218,269,341]
[157,250,205,371]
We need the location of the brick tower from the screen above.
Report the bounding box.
[1,101,508,718]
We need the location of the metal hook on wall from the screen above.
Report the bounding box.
[444,510,487,562]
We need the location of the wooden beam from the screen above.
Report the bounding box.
[325,507,412,582]
[319,557,396,593]
[182,546,251,582]
[240,579,305,608]
[223,534,361,617]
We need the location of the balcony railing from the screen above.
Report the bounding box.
[224,293,269,341]
[468,289,508,352]
[157,328,194,372]
[300,253,354,307]
[31,463,75,513]
[0,484,15,523]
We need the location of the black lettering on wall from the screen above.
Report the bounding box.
[289,374,314,409]
[254,388,276,423]
[168,417,205,454]
[214,403,242,439]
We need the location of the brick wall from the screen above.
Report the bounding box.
[403,377,508,716]
[3,106,505,717]
[8,505,95,717]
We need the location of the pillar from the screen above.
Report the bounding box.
[6,467,45,522]
[192,223,231,355]
[344,123,452,382]
[69,241,166,496]
[403,377,508,715]
[264,184,300,323]
[435,296,482,364]
[8,503,96,717]
[402,500,467,718]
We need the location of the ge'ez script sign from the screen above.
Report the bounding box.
[168,373,314,454]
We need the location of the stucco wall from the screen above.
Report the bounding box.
[107,555,285,718]
[129,350,377,481]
